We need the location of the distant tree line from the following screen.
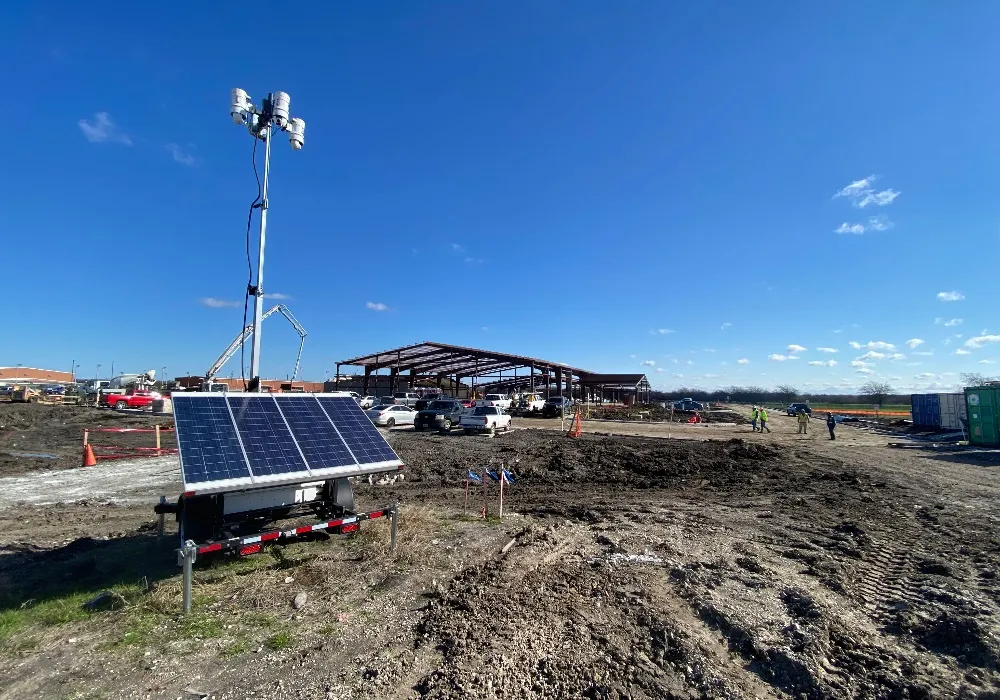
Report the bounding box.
[650,380,907,407]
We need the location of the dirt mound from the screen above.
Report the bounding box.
[391,432,780,491]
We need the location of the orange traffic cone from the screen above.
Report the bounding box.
[82,444,97,467]
[567,408,583,438]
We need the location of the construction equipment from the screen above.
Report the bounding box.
[11,385,38,403]
[203,304,307,389]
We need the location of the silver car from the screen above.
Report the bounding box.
[365,404,417,428]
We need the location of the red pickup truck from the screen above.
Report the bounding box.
[102,389,160,410]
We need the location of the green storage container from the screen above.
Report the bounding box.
[965,387,1000,446]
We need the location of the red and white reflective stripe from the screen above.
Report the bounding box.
[368,510,385,519]
[198,542,222,554]
[242,535,262,545]
[260,532,280,542]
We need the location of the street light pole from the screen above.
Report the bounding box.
[249,123,272,389]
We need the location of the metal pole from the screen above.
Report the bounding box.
[249,124,272,390]
[157,496,166,544]
[178,540,197,614]
[390,503,398,552]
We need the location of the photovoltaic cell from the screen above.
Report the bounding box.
[227,396,308,477]
[318,396,400,464]
[277,396,357,469]
[173,395,251,485]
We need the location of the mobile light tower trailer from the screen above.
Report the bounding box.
[155,90,401,611]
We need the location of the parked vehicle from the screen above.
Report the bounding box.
[672,398,704,411]
[359,395,378,409]
[366,404,417,427]
[461,406,512,435]
[44,385,66,395]
[514,393,546,414]
[475,394,512,410]
[414,400,465,433]
[542,396,574,418]
[786,403,812,416]
[10,386,38,403]
[103,389,161,410]
[0,386,13,397]
[378,396,397,405]
[392,392,421,407]
[460,399,475,409]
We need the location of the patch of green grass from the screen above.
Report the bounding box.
[219,636,252,658]
[265,630,292,651]
[0,610,23,644]
[115,611,158,647]
[176,613,223,640]
[318,623,339,638]
[245,612,278,629]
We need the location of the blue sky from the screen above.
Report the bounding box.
[3,2,1000,392]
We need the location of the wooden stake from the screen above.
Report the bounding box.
[83,429,89,447]
[155,425,161,455]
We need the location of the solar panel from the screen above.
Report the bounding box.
[227,396,309,480]
[173,393,403,494]
[317,396,400,465]
[172,395,253,488]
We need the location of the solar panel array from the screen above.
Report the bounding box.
[172,393,403,492]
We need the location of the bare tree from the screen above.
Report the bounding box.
[859,380,893,407]
[960,372,999,386]
[775,384,798,404]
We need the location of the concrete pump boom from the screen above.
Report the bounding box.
[205,304,307,382]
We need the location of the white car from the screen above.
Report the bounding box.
[366,404,417,428]
[359,395,378,409]
[474,393,512,410]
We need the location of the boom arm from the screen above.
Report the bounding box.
[206,305,307,381]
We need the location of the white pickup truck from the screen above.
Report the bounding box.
[461,406,512,435]
[474,393,512,410]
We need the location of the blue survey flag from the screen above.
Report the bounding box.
[502,469,515,485]
[467,470,482,483]
[486,469,501,482]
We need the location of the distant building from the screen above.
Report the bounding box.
[0,367,75,385]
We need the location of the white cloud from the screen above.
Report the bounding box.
[655,328,674,335]
[655,367,665,373]
[366,301,389,312]
[889,376,902,381]
[955,348,971,355]
[78,112,131,144]
[858,351,885,360]
[787,344,807,353]
[836,222,866,235]
[768,354,791,362]
[855,368,874,375]
[866,341,896,350]
[980,360,997,365]
[640,360,656,367]
[629,354,636,359]
[451,243,463,252]
[833,175,900,209]
[817,347,838,353]
[866,215,892,231]
[685,360,694,365]
[937,291,965,302]
[833,329,843,334]
[887,353,906,361]
[906,338,925,349]
[672,373,684,379]
[944,318,963,327]
[703,348,716,353]
[808,360,837,367]
[464,257,484,264]
[481,326,489,331]
[262,292,293,300]
[913,351,934,356]
[966,335,1000,349]
[737,358,750,365]
[165,143,197,166]
[835,175,876,200]
[850,360,872,368]
[857,190,900,208]
[720,323,732,331]
[915,372,936,380]
[199,297,240,308]
[849,341,862,350]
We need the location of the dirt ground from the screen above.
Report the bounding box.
[1,404,999,699]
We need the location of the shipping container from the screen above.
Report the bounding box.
[939,393,968,431]
[910,394,940,427]
[965,387,1000,446]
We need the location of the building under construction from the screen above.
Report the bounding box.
[332,341,652,403]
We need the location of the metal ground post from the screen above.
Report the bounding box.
[177,540,197,614]
[390,503,399,553]
[157,496,166,544]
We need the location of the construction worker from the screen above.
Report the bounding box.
[750,406,759,432]
[827,412,837,440]
[759,406,770,433]
[797,409,809,434]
